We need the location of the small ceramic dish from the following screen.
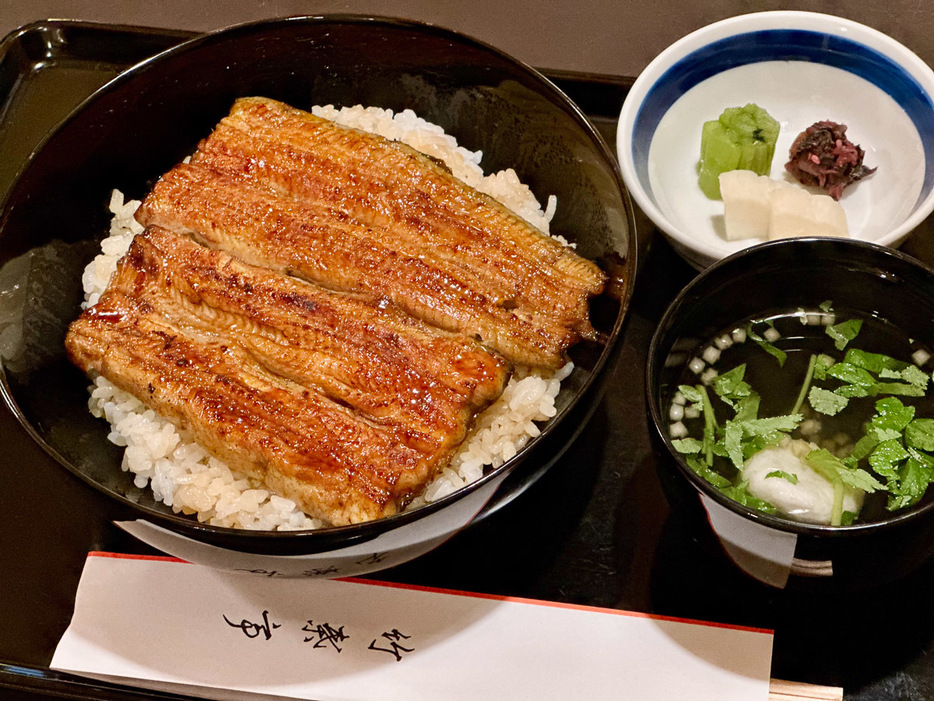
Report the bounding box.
[617,11,934,269]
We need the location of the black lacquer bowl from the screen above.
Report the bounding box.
[0,16,635,575]
[647,238,934,590]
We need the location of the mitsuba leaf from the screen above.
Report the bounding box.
[847,431,883,467]
[719,414,801,469]
[723,421,745,468]
[713,364,752,407]
[868,439,911,482]
[871,427,904,443]
[869,382,926,398]
[833,384,870,399]
[742,415,802,434]
[843,348,905,374]
[826,319,862,350]
[908,447,934,471]
[765,470,798,484]
[734,395,760,422]
[746,325,787,367]
[905,418,934,451]
[699,385,717,464]
[827,362,875,387]
[743,435,772,460]
[685,455,732,489]
[678,385,703,404]
[839,467,886,493]
[807,448,884,492]
[900,365,930,389]
[879,365,928,391]
[808,387,848,416]
[886,455,934,511]
[871,397,915,432]
[812,354,835,381]
[720,481,777,513]
[672,438,704,454]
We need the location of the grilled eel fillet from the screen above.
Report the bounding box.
[65,229,511,525]
[136,97,607,370]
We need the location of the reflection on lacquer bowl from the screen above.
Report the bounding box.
[617,10,934,269]
[0,15,636,577]
[647,238,934,590]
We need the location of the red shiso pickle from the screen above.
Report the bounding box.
[784,121,877,200]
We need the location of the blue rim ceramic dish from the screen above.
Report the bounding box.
[617,11,934,269]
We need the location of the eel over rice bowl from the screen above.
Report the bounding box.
[67,98,603,531]
[0,16,633,562]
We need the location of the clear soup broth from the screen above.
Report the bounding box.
[667,306,934,526]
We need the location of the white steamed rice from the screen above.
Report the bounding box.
[82,104,568,530]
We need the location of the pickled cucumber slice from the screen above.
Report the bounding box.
[698,104,780,199]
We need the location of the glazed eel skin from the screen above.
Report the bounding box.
[137,97,607,370]
[68,97,607,525]
[66,228,510,525]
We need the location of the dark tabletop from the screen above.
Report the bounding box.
[1,21,932,701]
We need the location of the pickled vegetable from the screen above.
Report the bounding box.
[785,120,876,200]
[719,170,848,241]
[697,104,780,199]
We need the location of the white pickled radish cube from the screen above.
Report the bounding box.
[769,185,848,240]
[719,170,773,240]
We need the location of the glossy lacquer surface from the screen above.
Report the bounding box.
[1,20,933,701]
[0,16,634,558]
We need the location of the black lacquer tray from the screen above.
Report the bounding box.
[1,20,933,701]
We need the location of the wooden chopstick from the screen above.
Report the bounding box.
[769,678,844,700]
